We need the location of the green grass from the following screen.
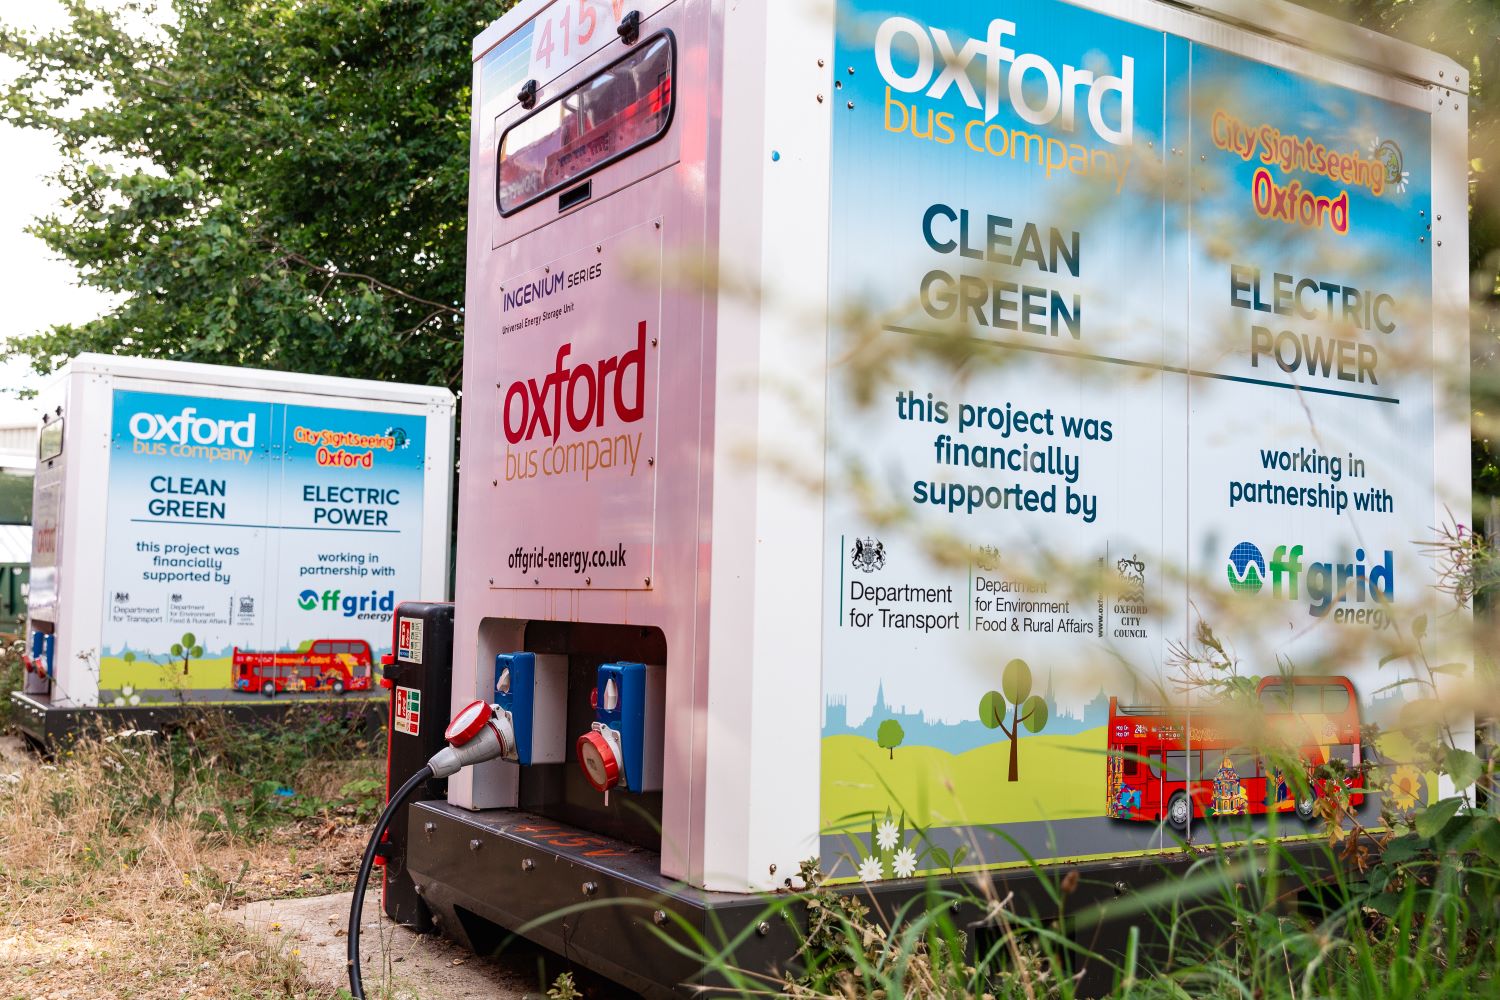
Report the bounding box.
[821,728,1108,831]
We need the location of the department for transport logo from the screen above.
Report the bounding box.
[1226,542,1266,594]
[851,536,886,573]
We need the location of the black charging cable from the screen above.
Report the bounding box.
[346,765,434,1000]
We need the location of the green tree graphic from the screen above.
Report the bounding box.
[170,633,204,677]
[877,718,905,759]
[978,658,1051,782]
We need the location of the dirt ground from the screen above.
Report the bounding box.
[238,891,546,999]
[0,734,622,1000]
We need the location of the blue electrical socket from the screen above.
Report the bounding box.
[32,631,54,678]
[494,651,568,765]
[594,661,664,793]
[494,652,536,764]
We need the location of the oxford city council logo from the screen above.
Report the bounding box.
[1226,542,1266,594]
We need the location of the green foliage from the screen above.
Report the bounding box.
[0,0,502,387]
[40,705,389,841]
[978,690,1006,729]
[1001,657,1032,705]
[877,718,905,758]
[547,971,581,1000]
[169,631,205,675]
[0,637,22,731]
[1019,693,1048,734]
[979,658,1051,780]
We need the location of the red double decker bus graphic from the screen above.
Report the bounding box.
[1106,675,1364,830]
[232,639,374,696]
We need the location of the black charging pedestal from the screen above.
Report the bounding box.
[379,601,455,929]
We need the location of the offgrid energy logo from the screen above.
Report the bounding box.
[1225,542,1395,627]
[297,588,396,620]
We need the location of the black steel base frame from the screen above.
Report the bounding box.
[8,690,386,748]
[403,800,1339,998]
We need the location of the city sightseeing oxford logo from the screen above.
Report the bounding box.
[1226,542,1266,594]
[1369,137,1410,194]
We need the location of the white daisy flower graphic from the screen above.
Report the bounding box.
[112,696,126,707]
[857,856,884,882]
[892,846,918,879]
[876,819,900,852]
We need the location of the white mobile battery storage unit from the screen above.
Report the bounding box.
[391,0,1469,992]
[14,354,454,743]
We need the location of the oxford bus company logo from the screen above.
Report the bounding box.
[1226,542,1266,594]
[129,406,256,448]
[851,536,887,573]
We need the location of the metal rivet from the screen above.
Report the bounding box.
[414,883,425,895]
[469,839,483,852]
[847,66,854,74]
[650,337,658,347]
[834,80,842,90]
[652,909,668,926]
[816,94,824,103]
[1115,881,1128,896]
[1420,236,1426,243]
[647,457,655,467]
[488,578,494,585]
[491,479,497,486]
[1437,240,1443,247]
[769,864,777,875]
[596,244,602,252]
[817,58,825,67]
[950,900,960,912]
[533,578,539,585]
[847,101,854,109]
[424,822,437,835]
[521,858,535,872]
[1438,214,1443,221]
[586,577,592,586]
[544,265,550,273]
[757,921,770,936]
[644,577,652,586]
[582,881,599,896]
[654,220,661,229]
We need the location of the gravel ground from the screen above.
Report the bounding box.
[236,889,634,999]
